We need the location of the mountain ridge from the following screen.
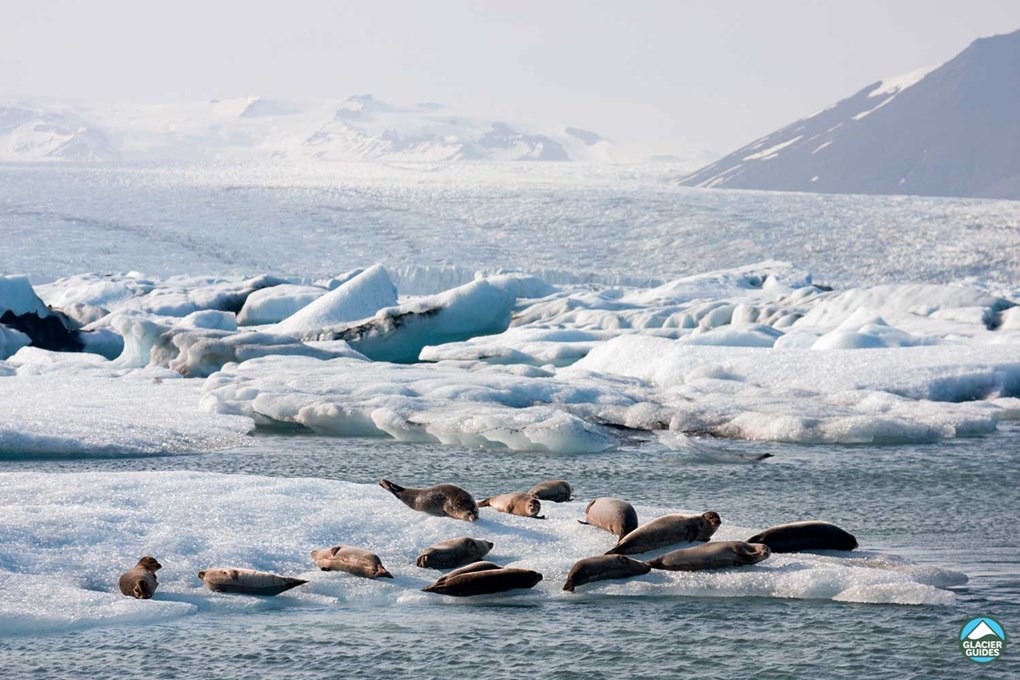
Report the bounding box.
[679,29,1020,200]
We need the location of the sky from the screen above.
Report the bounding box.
[3,1,1020,155]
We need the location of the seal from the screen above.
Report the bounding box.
[118,556,161,599]
[646,541,771,571]
[197,568,307,596]
[479,492,543,518]
[416,537,494,569]
[422,567,543,597]
[429,561,503,587]
[310,545,393,579]
[562,555,651,592]
[745,521,858,553]
[578,497,639,539]
[605,511,721,555]
[378,479,479,521]
[527,480,572,502]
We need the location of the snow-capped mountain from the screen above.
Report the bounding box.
[0,94,612,163]
[0,104,120,161]
[679,29,1020,200]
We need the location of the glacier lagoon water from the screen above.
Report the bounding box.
[2,425,1018,679]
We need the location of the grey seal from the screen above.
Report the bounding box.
[422,567,543,597]
[379,479,479,521]
[197,568,307,596]
[416,537,494,569]
[479,492,543,518]
[745,521,858,553]
[606,511,721,555]
[646,541,771,571]
[562,555,651,592]
[118,556,161,599]
[578,497,639,539]
[527,480,572,502]
[310,545,393,579]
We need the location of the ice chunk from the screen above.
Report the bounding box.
[111,312,362,377]
[0,324,31,360]
[202,355,619,453]
[236,284,327,325]
[307,275,544,363]
[273,264,397,335]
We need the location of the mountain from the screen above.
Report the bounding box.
[679,29,1020,200]
[0,95,612,163]
[0,104,119,161]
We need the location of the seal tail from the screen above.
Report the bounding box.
[604,544,622,556]
[478,498,491,507]
[378,479,405,496]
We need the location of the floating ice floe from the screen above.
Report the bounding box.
[202,355,622,452]
[0,471,966,634]
[0,349,252,456]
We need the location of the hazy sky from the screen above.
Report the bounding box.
[4,1,1020,154]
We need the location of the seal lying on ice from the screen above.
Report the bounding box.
[527,480,572,502]
[606,511,721,555]
[422,567,542,597]
[745,521,858,553]
[562,555,651,592]
[310,545,393,579]
[646,541,771,571]
[197,568,307,596]
[118,556,162,599]
[479,492,543,518]
[416,537,494,569]
[578,497,639,539]
[379,479,479,521]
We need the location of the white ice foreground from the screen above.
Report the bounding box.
[0,471,966,634]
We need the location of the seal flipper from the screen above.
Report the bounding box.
[133,581,152,599]
[478,498,492,507]
[577,519,590,525]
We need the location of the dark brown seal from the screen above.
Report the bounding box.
[379,479,479,521]
[422,567,542,597]
[118,556,161,599]
[745,521,858,553]
[416,537,494,569]
[562,555,651,592]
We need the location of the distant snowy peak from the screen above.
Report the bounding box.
[0,94,608,163]
[0,104,119,161]
[306,97,572,161]
[680,29,1020,199]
